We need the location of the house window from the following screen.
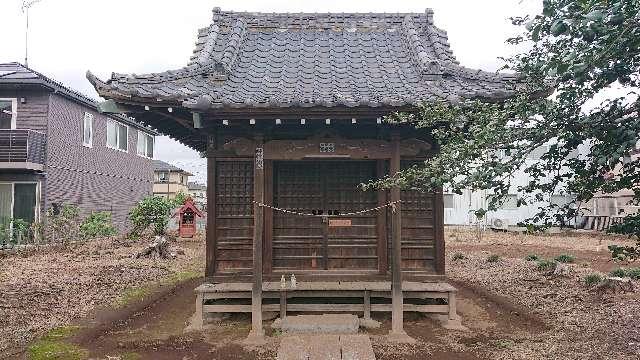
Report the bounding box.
[443,194,455,209]
[0,182,38,230]
[0,99,16,129]
[82,112,93,147]
[158,172,169,183]
[137,131,154,158]
[500,194,518,210]
[107,120,128,151]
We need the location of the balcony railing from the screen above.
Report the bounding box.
[0,129,46,169]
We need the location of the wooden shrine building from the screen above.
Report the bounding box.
[88,8,516,340]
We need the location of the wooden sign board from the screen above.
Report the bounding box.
[329,219,352,227]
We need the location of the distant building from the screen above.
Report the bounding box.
[0,62,157,232]
[153,160,192,199]
[187,181,206,209]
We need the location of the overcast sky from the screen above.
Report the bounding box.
[2,0,539,184]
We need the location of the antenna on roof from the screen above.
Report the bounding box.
[21,0,43,68]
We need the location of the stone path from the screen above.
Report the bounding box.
[277,334,375,360]
[274,315,376,360]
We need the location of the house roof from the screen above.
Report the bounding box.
[153,159,193,175]
[187,181,206,190]
[87,9,518,111]
[0,62,158,135]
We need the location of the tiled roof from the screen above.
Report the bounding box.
[153,159,193,175]
[87,9,518,111]
[187,182,206,190]
[0,62,158,134]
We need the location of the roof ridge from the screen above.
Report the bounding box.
[210,7,435,30]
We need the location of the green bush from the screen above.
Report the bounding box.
[584,274,603,287]
[452,252,465,261]
[487,254,501,263]
[536,259,557,271]
[610,268,627,278]
[80,212,117,239]
[525,254,539,261]
[627,268,640,280]
[554,254,575,263]
[45,204,81,244]
[128,196,175,238]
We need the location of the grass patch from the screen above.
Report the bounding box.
[486,254,501,263]
[113,270,201,308]
[120,352,142,360]
[28,326,88,360]
[452,252,465,261]
[113,286,152,308]
[627,268,640,280]
[554,254,575,263]
[610,268,627,277]
[525,254,539,261]
[536,259,557,271]
[166,270,201,285]
[494,339,515,349]
[584,273,603,287]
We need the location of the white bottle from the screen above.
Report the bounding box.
[290,274,297,289]
[280,275,286,289]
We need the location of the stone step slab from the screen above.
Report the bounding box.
[277,334,375,360]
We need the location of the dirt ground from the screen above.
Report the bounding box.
[2,228,640,359]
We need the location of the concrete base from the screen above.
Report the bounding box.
[428,314,468,331]
[387,331,417,344]
[359,317,381,329]
[274,314,360,334]
[243,330,267,346]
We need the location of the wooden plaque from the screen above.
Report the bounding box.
[329,219,352,227]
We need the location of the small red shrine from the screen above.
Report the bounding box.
[173,197,204,238]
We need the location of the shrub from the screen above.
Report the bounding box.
[128,196,175,239]
[80,212,117,239]
[452,252,465,261]
[584,273,603,287]
[554,254,575,263]
[487,254,501,263]
[45,204,81,244]
[627,268,640,280]
[610,268,627,278]
[525,254,539,261]
[536,259,557,271]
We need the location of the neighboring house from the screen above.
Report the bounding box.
[153,160,192,199]
[187,181,206,209]
[0,62,157,232]
[444,145,578,227]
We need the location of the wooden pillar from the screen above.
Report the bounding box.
[389,135,413,342]
[205,140,217,277]
[247,138,265,343]
[376,159,388,275]
[435,188,445,274]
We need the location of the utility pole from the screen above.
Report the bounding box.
[22,0,43,68]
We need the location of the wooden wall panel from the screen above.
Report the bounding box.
[215,160,254,272]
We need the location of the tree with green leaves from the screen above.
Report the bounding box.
[375,1,639,257]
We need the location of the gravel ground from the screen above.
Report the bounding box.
[447,229,640,360]
[0,235,204,358]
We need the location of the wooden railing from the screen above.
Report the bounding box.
[0,129,46,165]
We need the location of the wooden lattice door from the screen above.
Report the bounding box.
[272,161,378,271]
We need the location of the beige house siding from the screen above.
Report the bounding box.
[153,170,189,199]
